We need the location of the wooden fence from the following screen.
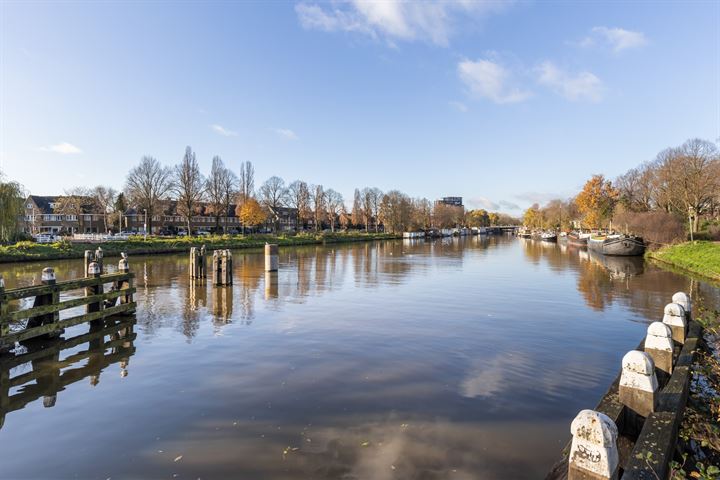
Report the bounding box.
[0,252,136,352]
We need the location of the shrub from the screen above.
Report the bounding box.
[612,210,685,247]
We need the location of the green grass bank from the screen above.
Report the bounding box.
[647,241,720,282]
[0,232,401,264]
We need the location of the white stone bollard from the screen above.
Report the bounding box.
[645,322,674,378]
[118,252,129,273]
[672,291,692,322]
[568,409,619,480]
[619,350,658,417]
[42,267,56,283]
[265,243,279,272]
[662,302,687,344]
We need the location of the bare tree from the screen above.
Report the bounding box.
[325,188,344,232]
[206,156,237,232]
[259,176,287,232]
[310,184,325,232]
[379,190,411,233]
[351,188,363,229]
[173,146,205,234]
[237,161,255,205]
[656,139,720,232]
[222,169,238,233]
[125,156,173,234]
[361,187,382,232]
[93,186,117,233]
[287,180,310,231]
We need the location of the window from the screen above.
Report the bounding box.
[66,215,77,221]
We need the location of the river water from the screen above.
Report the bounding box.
[0,236,717,479]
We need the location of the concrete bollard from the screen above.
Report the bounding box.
[265,243,279,272]
[671,291,692,322]
[568,409,619,480]
[662,302,687,345]
[644,322,674,382]
[265,271,278,300]
[619,350,658,418]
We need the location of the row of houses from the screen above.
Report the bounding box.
[22,194,461,236]
[23,195,301,235]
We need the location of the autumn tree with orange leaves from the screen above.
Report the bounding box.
[237,198,267,230]
[574,174,619,229]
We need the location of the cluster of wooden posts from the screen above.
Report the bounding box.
[0,248,136,353]
[189,243,279,286]
[546,292,699,480]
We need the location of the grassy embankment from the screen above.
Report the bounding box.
[670,298,720,479]
[647,241,720,282]
[0,232,401,264]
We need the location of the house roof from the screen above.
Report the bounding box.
[27,195,58,214]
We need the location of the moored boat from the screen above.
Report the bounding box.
[587,234,645,256]
[540,231,557,242]
[567,231,590,247]
[517,228,532,238]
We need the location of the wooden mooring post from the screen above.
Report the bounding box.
[190,245,207,279]
[0,253,137,353]
[212,249,233,286]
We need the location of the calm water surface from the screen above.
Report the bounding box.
[1,236,717,480]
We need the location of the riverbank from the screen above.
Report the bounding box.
[0,232,401,264]
[673,296,720,478]
[646,241,720,282]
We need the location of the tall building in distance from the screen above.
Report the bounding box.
[436,196,463,208]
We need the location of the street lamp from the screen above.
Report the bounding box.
[143,209,148,240]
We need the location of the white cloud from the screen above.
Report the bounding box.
[449,101,468,112]
[38,142,82,154]
[210,124,238,137]
[467,196,500,210]
[295,0,513,47]
[275,128,299,141]
[537,61,603,102]
[578,26,648,52]
[458,59,531,104]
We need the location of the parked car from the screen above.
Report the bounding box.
[196,231,211,236]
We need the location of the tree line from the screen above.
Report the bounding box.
[522,138,720,243]
[0,146,519,241]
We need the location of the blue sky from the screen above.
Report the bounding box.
[1,1,718,213]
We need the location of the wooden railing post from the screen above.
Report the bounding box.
[0,275,9,354]
[118,253,135,313]
[84,250,94,277]
[27,268,60,337]
[94,247,104,274]
[85,261,103,315]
